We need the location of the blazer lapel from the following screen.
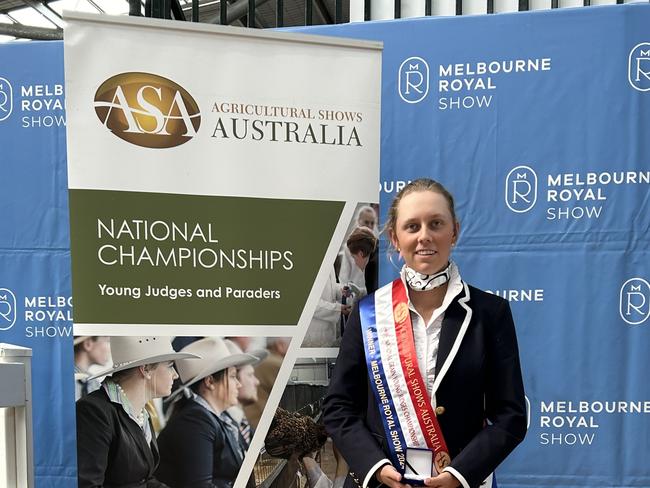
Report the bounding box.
[433,283,472,393]
[149,420,161,466]
[217,414,245,464]
[118,410,155,470]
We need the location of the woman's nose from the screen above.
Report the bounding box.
[418,227,432,242]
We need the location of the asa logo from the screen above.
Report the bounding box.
[619,278,650,325]
[628,43,650,92]
[0,287,17,331]
[505,165,537,213]
[0,77,13,122]
[94,72,201,148]
[398,57,429,104]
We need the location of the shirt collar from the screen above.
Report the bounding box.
[400,261,464,324]
[102,377,151,431]
[226,405,245,423]
[191,390,233,422]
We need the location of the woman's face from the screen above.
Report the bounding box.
[148,361,179,399]
[391,190,458,275]
[216,366,241,409]
[358,209,376,229]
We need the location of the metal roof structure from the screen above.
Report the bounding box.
[0,0,633,42]
[0,0,350,42]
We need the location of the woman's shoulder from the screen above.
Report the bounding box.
[359,278,394,302]
[76,387,119,428]
[170,398,222,427]
[465,283,507,307]
[464,283,513,324]
[77,386,110,409]
[161,403,224,448]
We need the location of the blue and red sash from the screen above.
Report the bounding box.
[360,278,451,478]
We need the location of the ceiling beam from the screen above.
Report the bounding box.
[0,22,62,40]
[205,0,272,25]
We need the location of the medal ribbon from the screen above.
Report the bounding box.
[359,294,407,472]
[391,278,451,472]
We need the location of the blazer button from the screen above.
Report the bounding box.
[435,406,445,415]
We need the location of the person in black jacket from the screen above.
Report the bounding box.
[324,179,527,488]
[156,337,258,488]
[76,336,199,488]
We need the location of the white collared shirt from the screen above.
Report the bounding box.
[402,262,463,399]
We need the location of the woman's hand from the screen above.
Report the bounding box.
[375,464,413,488]
[423,471,460,488]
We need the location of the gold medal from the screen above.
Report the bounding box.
[393,302,409,324]
[434,451,451,473]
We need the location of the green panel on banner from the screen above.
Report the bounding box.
[69,189,343,325]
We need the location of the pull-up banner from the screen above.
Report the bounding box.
[298,4,650,488]
[64,13,381,332]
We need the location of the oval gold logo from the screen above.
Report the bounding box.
[393,302,409,324]
[94,72,201,148]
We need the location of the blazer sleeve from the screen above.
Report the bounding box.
[76,397,114,488]
[323,303,388,488]
[448,298,527,488]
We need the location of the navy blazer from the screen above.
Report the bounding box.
[323,282,527,488]
[76,388,168,488]
[156,399,245,488]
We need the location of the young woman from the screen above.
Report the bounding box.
[76,336,199,488]
[155,337,258,488]
[324,179,526,488]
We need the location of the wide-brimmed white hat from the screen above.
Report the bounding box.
[224,339,268,366]
[175,337,257,391]
[89,336,199,380]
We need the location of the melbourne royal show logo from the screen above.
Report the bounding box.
[629,43,650,92]
[505,165,537,213]
[399,57,429,104]
[94,72,201,148]
[619,278,650,326]
[0,77,13,122]
[0,287,17,331]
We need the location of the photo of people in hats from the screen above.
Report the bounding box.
[73,335,279,488]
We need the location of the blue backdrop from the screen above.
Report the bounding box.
[299,4,650,487]
[1,4,649,487]
[0,41,75,487]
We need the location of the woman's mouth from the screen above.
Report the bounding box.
[415,249,436,255]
